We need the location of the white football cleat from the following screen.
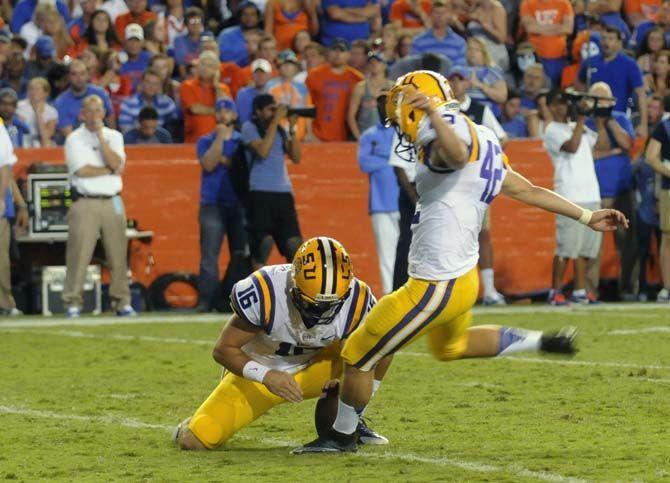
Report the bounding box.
[483,291,506,306]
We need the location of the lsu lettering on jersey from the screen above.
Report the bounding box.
[408,107,509,281]
[230,265,375,373]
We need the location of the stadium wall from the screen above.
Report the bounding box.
[14,141,626,297]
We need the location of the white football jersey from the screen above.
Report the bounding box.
[230,265,375,373]
[408,107,509,281]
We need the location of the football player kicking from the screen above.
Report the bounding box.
[294,72,629,453]
[174,237,391,450]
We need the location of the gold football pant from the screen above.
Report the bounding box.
[342,267,479,371]
[188,344,342,449]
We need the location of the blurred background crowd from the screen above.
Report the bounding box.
[0,0,665,147]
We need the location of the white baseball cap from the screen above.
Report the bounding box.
[250,58,272,73]
[125,23,144,41]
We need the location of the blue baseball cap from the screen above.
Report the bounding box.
[35,35,56,58]
[215,97,237,113]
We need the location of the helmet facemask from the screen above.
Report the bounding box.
[291,285,350,328]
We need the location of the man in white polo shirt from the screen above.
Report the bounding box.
[62,95,135,317]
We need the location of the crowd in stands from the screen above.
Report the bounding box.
[0,0,665,147]
[2,0,670,306]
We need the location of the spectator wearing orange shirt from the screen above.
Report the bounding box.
[389,0,431,36]
[198,36,246,99]
[624,0,660,27]
[115,0,157,41]
[264,0,318,51]
[69,0,102,42]
[180,50,232,143]
[68,9,122,58]
[520,0,574,87]
[305,38,364,142]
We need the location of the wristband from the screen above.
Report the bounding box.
[578,208,593,225]
[242,360,270,383]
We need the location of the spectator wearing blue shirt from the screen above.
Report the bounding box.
[118,69,178,133]
[634,158,660,300]
[500,91,534,138]
[119,23,152,91]
[586,81,638,299]
[195,98,248,312]
[577,26,648,138]
[11,0,70,33]
[320,0,381,46]
[629,3,670,53]
[123,106,173,144]
[54,60,115,139]
[357,111,400,295]
[174,7,206,79]
[241,94,302,267]
[217,1,261,66]
[0,88,31,148]
[519,63,546,113]
[236,59,275,124]
[464,36,507,117]
[410,0,466,66]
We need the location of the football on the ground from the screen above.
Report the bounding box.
[314,380,339,438]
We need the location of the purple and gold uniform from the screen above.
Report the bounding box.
[188,259,374,448]
[343,71,509,371]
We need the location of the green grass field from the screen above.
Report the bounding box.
[1,305,669,482]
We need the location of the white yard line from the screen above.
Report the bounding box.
[0,404,586,483]
[501,356,670,371]
[0,329,214,346]
[637,378,670,385]
[609,327,670,335]
[4,328,670,372]
[398,351,670,371]
[0,313,226,328]
[0,302,663,329]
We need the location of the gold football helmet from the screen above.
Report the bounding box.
[291,237,353,326]
[385,70,458,143]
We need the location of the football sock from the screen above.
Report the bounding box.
[355,379,382,418]
[481,268,496,297]
[333,399,359,435]
[572,289,586,297]
[497,327,542,355]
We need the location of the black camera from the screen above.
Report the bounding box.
[286,107,317,118]
[563,87,615,119]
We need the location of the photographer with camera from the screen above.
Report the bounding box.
[543,89,602,305]
[584,82,638,300]
[241,94,303,269]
